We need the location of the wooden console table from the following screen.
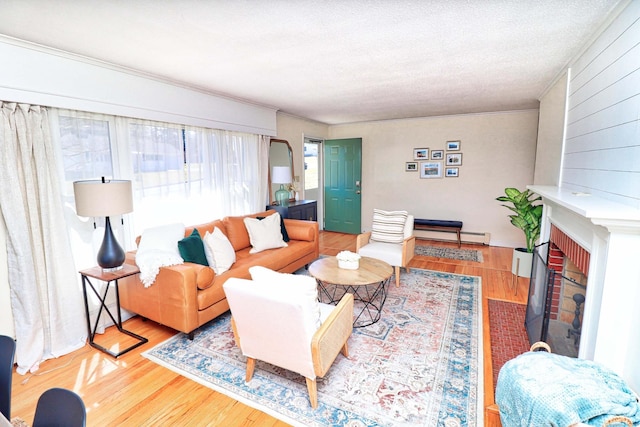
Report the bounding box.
[267,199,317,221]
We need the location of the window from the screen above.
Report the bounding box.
[58,113,115,187]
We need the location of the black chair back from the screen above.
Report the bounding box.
[33,387,86,427]
[0,335,16,420]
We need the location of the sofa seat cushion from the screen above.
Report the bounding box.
[358,240,403,267]
[195,239,318,311]
[234,246,292,273]
[197,270,239,310]
[196,255,256,310]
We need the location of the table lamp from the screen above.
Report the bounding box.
[272,166,291,206]
[73,178,133,271]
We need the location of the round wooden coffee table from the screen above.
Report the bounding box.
[309,256,393,327]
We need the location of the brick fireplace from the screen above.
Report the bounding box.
[529,185,640,393]
[549,226,589,321]
[527,225,590,357]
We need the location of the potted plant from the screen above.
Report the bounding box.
[496,187,543,277]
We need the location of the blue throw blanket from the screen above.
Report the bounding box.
[496,352,640,427]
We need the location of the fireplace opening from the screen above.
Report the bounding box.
[525,226,589,357]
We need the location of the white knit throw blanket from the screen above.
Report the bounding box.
[136,249,183,287]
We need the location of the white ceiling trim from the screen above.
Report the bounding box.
[0,36,277,135]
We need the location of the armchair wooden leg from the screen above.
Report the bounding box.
[246,357,256,382]
[305,377,318,409]
[341,342,349,358]
[394,266,400,287]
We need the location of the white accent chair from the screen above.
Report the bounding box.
[356,213,416,287]
[223,267,354,409]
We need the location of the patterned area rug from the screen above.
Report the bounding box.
[415,245,484,262]
[143,268,482,426]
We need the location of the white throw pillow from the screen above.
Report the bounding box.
[249,266,321,329]
[203,227,236,275]
[136,223,185,287]
[243,212,288,254]
[370,209,408,244]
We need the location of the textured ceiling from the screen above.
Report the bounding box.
[0,0,624,124]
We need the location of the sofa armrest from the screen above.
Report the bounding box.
[311,293,354,377]
[189,263,216,290]
[355,231,372,252]
[284,219,318,242]
[120,253,205,335]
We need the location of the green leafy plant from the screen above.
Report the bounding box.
[496,187,543,253]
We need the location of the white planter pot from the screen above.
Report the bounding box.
[512,248,533,278]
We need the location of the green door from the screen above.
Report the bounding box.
[324,138,362,234]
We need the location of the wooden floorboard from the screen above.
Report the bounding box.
[10,232,521,426]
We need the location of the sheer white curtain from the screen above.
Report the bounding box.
[52,110,132,332]
[187,128,269,218]
[125,122,270,234]
[0,102,86,374]
[125,119,190,233]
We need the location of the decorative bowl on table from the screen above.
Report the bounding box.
[336,251,361,270]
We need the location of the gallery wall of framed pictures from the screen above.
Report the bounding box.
[407,140,463,179]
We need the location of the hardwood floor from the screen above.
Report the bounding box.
[10,232,524,426]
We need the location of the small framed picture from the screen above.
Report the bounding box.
[446,140,461,151]
[405,162,418,171]
[446,153,463,165]
[431,150,444,160]
[445,167,459,177]
[419,161,443,179]
[413,148,429,160]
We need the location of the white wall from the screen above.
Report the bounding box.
[0,36,277,135]
[563,0,640,208]
[328,110,540,248]
[534,73,567,186]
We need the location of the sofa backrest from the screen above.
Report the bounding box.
[184,219,225,240]
[223,210,276,251]
[136,210,278,251]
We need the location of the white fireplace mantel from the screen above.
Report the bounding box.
[528,185,640,224]
[529,185,640,393]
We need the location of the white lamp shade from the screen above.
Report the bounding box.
[73,179,133,217]
[272,166,291,184]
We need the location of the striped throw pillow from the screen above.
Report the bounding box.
[370,209,408,243]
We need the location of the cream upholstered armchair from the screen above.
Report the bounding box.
[356,209,415,287]
[223,266,354,409]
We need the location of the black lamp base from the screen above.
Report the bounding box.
[97,216,126,271]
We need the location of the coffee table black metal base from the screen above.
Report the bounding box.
[316,278,390,328]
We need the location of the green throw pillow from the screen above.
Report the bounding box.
[178,228,209,266]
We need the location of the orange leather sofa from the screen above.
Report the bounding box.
[119,210,319,338]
